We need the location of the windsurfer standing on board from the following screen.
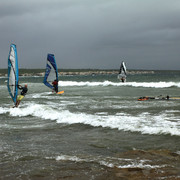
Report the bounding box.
[52,79,58,93]
[121,77,125,83]
[15,84,28,107]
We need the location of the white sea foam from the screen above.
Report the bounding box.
[30,92,60,99]
[55,154,166,169]
[59,80,180,88]
[1,104,179,136]
[0,107,6,114]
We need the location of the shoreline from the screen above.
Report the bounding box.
[0,69,155,77]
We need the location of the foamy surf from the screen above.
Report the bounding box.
[1,104,179,136]
[59,80,180,88]
[55,154,166,169]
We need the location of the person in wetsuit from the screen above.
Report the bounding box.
[15,84,28,107]
[52,79,58,93]
[121,77,125,83]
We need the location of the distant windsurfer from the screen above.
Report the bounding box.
[52,79,58,93]
[15,84,28,107]
[121,77,126,83]
[118,61,127,82]
[138,95,170,101]
[162,95,170,100]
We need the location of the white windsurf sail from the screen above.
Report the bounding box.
[7,44,19,104]
[118,61,127,81]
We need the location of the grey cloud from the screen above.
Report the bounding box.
[0,0,180,70]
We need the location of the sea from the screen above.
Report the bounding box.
[0,70,180,179]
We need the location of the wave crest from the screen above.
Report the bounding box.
[59,81,180,88]
[1,104,180,136]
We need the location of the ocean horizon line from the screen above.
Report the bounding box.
[1,68,179,71]
[1,68,180,77]
[0,68,157,77]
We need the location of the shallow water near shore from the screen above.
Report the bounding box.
[0,70,180,179]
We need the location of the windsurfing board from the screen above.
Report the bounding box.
[11,106,17,108]
[169,97,180,100]
[57,90,64,95]
[138,96,180,101]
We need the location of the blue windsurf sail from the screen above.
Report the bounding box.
[7,44,19,104]
[43,54,58,91]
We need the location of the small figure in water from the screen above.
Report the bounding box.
[15,84,28,107]
[52,79,58,93]
[161,95,170,100]
[121,77,125,83]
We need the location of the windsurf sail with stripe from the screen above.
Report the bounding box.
[118,61,127,81]
[43,54,58,92]
[7,44,19,104]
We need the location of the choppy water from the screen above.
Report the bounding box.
[0,70,180,179]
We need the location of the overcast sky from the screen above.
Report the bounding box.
[0,0,180,70]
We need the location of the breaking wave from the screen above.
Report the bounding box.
[0,103,180,136]
[59,81,180,88]
[54,154,166,169]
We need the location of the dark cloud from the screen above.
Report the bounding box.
[0,0,180,70]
